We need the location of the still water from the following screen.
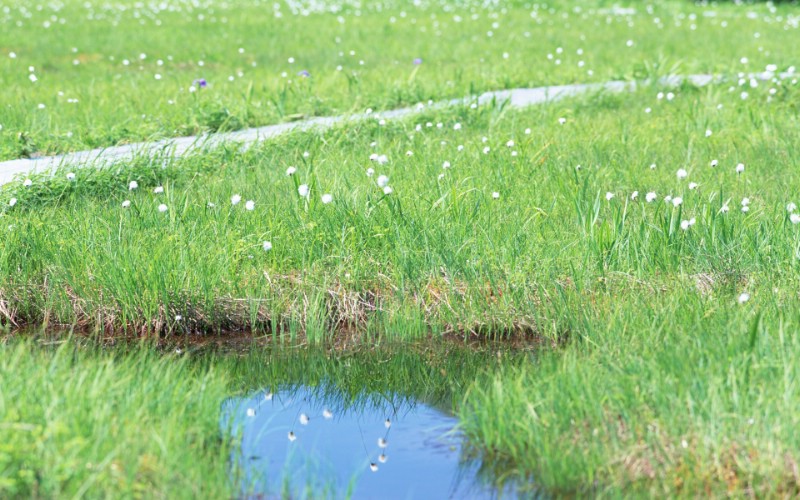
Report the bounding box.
[222,386,520,499]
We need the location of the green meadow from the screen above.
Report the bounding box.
[2,0,800,497]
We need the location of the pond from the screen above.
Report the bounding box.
[222,386,521,499]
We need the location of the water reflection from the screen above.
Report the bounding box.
[222,386,520,499]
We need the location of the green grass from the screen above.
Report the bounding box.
[4,0,800,496]
[1,0,798,159]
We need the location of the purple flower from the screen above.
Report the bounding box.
[413,58,423,65]
[193,78,207,88]
[297,70,310,78]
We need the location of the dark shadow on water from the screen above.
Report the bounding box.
[222,386,526,499]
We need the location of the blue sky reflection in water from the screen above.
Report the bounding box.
[223,386,518,499]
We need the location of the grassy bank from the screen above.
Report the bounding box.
[1,81,799,338]
[1,0,798,159]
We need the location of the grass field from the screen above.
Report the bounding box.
[0,0,798,159]
[3,0,800,497]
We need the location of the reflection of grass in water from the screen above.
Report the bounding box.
[221,342,531,498]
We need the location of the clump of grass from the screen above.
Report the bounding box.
[0,339,232,498]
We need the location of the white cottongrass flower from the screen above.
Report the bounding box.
[454,123,462,131]
[457,145,464,151]
[286,166,297,176]
[676,168,688,179]
[262,241,272,251]
[153,186,164,194]
[720,203,730,213]
[672,197,683,207]
[787,203,797,212]
[710,159,718,168]
[129,180,138,190]
[298,184,310,198]
[631,191,639,201]
[377,175,389,188]
[492,192,500,199]
[376,154,388,165]
[483,147,490,154]
[9,198,17,207]
[558,117,567,125]
[741,197,750,206]
[680,217,696,230]
[158,204,168,213]
[175,315,182,321]
[506,140,514,148]
[646,192,657,203]
[791,213,800,224]
[605,192,614,201]
[207,202,216,208]
[406,150,414,156]
[649,163,657,170]
[366,168,375,177]
[245,200,255,211]
[231,194,241,205]
[688,182,698,190]
[524,128,531,134]
[705,129,713,137]
[383,186,393,195]
[738,292,750,304]
[736,163,745,174]
[122,200,131,208]
[664,195,673,203]
[321,193,333,204]
[741,205,750,213]
[66,172,76,181]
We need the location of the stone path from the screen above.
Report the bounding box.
[0,72,789,186]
